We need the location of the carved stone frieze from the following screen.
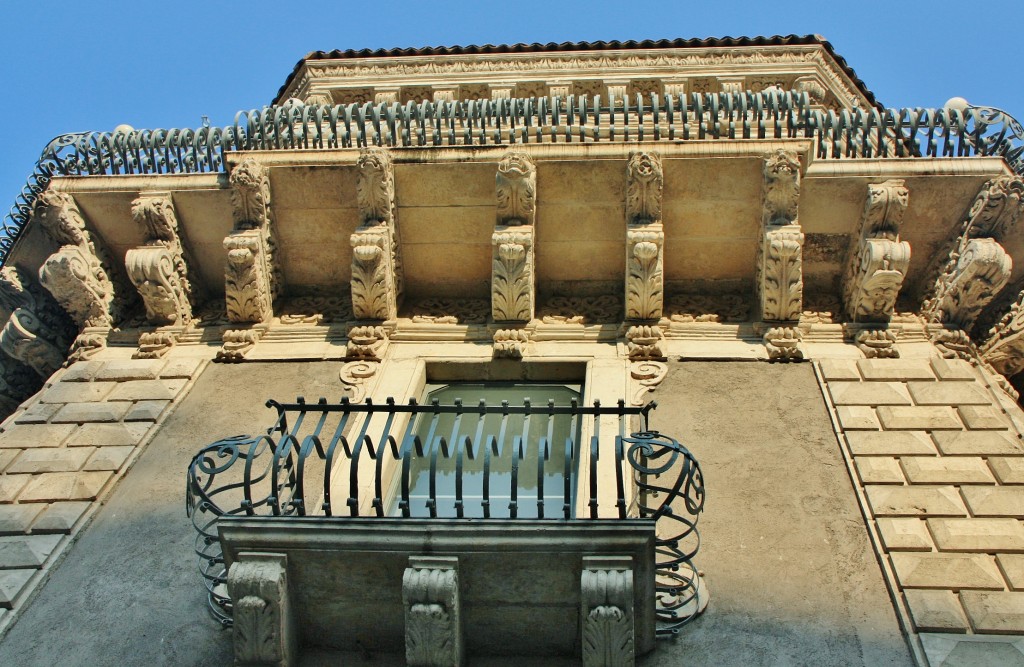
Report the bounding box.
[277,295,353,324]
[763,325,803,361]
[339,360,379,402]
[409,298,490,324]
[356,146,404,306]
[854,328,899,358]
[35,190,127,327]
[0,310,66,378]
[496,151,536,226]
[625,325,664,361]
[843,180,911,323]
[493,328,531,359]
[226,159,279,323]
[581,557,635,667]
[539,295,622,324]
[227,554,294,667]
[403,556,462,667]
[666,293,750,323]
[126,194,194,326]
[491,229,534,322]
[982,289,1024,376]
[631,361,668,406]
[758,150,804,322]
[347,325,389,360]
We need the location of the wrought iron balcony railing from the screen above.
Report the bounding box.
[7,89,1024,266]
[185,395,705,638]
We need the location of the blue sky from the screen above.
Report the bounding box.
[1,0,1021,222]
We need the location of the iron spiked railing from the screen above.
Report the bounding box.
[185,395,704,636]
[7,90,1024,265]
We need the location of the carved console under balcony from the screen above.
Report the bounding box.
[125,193,195,326]
[924,176,1024,329]
[351,147,402,320]
[226,553,295,667]
[757,150,804,324]
[35,190,125,328]
[492,151,536,322]
[0,266,74,378]
[581,556,636,667]
[403,556,463,667]
[225,159,279,324]
[625,152,664,320]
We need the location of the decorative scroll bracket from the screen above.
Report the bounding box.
[581,556,635,667]
[630,361,668,406]
[126,193,194,326]
[403,556,463,667]
[355,146,403,311]
[226,159,279,324]
[0,265,74,378]
[491,229,535,322]
[625,152,664,320]
[757,150,804,323]
[350,227,397,320]
[227,552,295,667]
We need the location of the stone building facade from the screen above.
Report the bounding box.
[0,36,1023,666]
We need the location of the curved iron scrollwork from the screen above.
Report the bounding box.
[6,91,1023,267]
[622,427,706,636]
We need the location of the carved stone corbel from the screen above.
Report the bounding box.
[924,176,1023,329]
[854,329,899,358]
[625,325,664,361]
[763,326,803,361]
[843,180,911,323]
[493,328,531,359]
[581,556,635,667]
[492,151,536,323]
[350,229,395,320]
[226,553,295,667]
[403,556,463,667]
[35,190,127,328]
[0,266,75,378]
[355,146,403,308]
[126,193,194,326]
[346,325,389,360]
[625,152,664,320]
[757,150,804,323]
[134,329,184,360]
[216,327,267,363]
[225,159,279,324]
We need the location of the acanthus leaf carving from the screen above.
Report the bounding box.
[403,557,462,667]
[0,309,65,378]
[925,237,1011,329]
[758,150,803,322]
[226,555,293,666]
[581,558,635,667]
[496,151,536,226]
[491,230,534,322]
[224,231,273,324]
[0,265,75,378]
[625,229,664,320]
[350,230,395,320]
[356,147,403,306]
[762,149,801,228]
[127,194,194,326]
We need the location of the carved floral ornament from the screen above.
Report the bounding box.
[626,151,663,224]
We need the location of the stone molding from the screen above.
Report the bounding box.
[226,159,279,324]
[227,553,295,667]
[125,193,194,326]
[843,180,911,323]
[924,176,1023,330]
[581,556,635,667]
[625,152,664,320]
[35,190,125,328]
[403,556,463,667]
[757,150,804,323]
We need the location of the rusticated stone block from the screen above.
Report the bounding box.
[928,518,1024,552]
[67,422,149,448]
[876,406,962,430]
[999,554,1024,590]
[39,382,115,404]
[958,405,1010,430]
[904,589,970,632]
[0,534,62,568]
[930,357,977,381]
[0,450,16,473]
[830,382,911,405]
[94,359,165,381]
[0,569,34,608]
[51,402,130,424]
[855,457,904,484]
[18,472,111,503]
[866,485,967,517]
[0,476,28,503]
[60,361,104,382]
[876,518,934,551]
[819,359,861,381]
[857,358,936,381]
[891,552,1003,589]
[159,357,202,379]
[846,431,937,456]
[837,406,880,430]
[900,457,996,485]
[0,505,44,535]
[933,431,1023,456]
[14,403,61,425]
[107,380,185,402]
[907,382,992,406]
[7,447,94,474]
[31,502,89,533]
[0,424,75,449]
[124,400,169,422]
[989,457,1024,484]
[961,487,1024,518]
[83,446,134,472]
[959,591,1024,633]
